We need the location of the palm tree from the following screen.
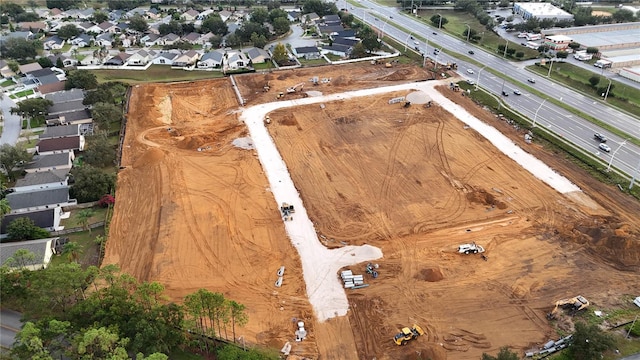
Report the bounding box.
[62,241,82,263]
[77,209,95,233]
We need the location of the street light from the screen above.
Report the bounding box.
[404,33,413,52]
[604,78,612,101]
[606,139,627,172]
[547,59,555,77]
[480,31,485,45]
[437,13,443,29]
[379,19,388,39]
[475,65,486,91]
[503,39,509,58]
[532,98,548,128]
[433,47,442,71]
[465,24,471,42]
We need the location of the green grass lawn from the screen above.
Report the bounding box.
[299,58,329,66]
[13,89,34,98]
[528,62,640,121]
[90,65,225,84]
[253,62,275,70]
[1,79,16,87]
[48,227,105,268]
[60,206,109,229]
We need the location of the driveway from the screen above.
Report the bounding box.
[0,95,22,146]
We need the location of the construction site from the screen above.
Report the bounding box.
[104,62,640,360]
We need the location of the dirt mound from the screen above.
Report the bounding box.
[379,69,414,81]
[399,346,447,360]
[331,75,350,86]
[415,267,444,282]
[466,188,507,209]
[569,218,640,270]
[133,148,164,168]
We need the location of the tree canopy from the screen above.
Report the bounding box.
[46,0,81,10]
[83,134,116,167]
[57,24,80,40]
[66,69,98,90]
[0,143,32,182]
[568,321,615,360]
[70,165,116,203]
[0,37,41,61]
[6,217,51,242]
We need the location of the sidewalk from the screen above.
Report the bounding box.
[0,95,22,146]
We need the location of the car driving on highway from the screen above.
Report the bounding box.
[594,133,607,142]
[599,143,611,152]
[467,69,474,74]
[527,78,536,83]
[513,89,522,95]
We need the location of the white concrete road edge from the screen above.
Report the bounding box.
[240,80,581,322]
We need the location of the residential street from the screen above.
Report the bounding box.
[0,308,22,352]
[0,95,22,146]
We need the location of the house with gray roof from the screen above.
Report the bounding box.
[173,50,201,68]
[322,43,353,58]
[45,88,84,103]
[318,24,345,35]
[70,33,93,47]
[0,238,61,270]
[197,50,224,69]
[95,32,113,47]
[24,152,74,173]
[6,187,76,214]
[160,33,180,46]
[48,100,86,116]
[46,109,92,126]
[294,46,321,60]
[246,47,271,64]
[14,170,69,193]
[142,33,161,47]
[1,209,66,235]
[40,124,80,139]
[27,68,61,86]
[226,52,250,70]
[182,32,201,44]
[43,35,65,50]
[332,37,360,47]
[152,52,179,65]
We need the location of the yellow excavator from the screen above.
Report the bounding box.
[547,295,589,320]
[393,324,425,346]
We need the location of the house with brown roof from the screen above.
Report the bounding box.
[36,136,85,155]
[17,22,48,33]
[18,62,42,75]
[181,9,200,21]
[48,8,64,19]
[182,32,201,44]
[104,52,131,66]
[172,50,201,67]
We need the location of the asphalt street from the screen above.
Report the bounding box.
[340,0,640,178]
[0,95,22,146]
[0,309,22,351]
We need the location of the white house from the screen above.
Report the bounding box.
[198,50,224,69]
[152,52,179,65]
[127,49,155,66]
[14,170,69,193]
[0,238,60,270]
[226,51,250,70]
[95,33,113,47]
[172,50,201,67]
[142,33,161,47]
[6,188,77,214]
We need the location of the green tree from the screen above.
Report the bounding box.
[271,43,288,65]
[37,56,54,68]
[586,47,599,54]
[589,75,601,87]
[359,27,380,52]
[250,8,269,24]
[568,42,581,50]
[515,51,524,59]
[11,322,53,360]
[10,98,53,129]
[77,209,95,233]
[228,300,248,341]
[6,217,51,241]
[568,321,615,360]
[612,8,635,23]
[70,165,116,203]
[556,51,569,59]
[268,8,288,22]
[0,37,40,60]
[302,0,336,17]
[57,24,80,40]
[250,32,267,49]
[46,0,81,10]
[83,134,116,167]
[92,11,108,24]
[272,17,290,36]
[62,241,82,263]
[66,69,98,90]
[216,344,279,360]
[73,326,130,360]
[430,14,448,27]
[0,144,32,181]
[0,198,11,221]
[128,14,149,33]
[91,102,122,130]
[0,3,26,19]
[4,248,36,269]
[201,16,228,36]
[482,346,519,360]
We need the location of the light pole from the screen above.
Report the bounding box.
[480,31,485,45]
[404,33,413,52]
[379,19,388,39]
[437,13,443,29]
[532,98,548,128]
[503,39,509,58]
[630,158,640,190]
[606,139,627,172]
[475,65,486,91]
[604,78,612,101]
[433,47,442,71]
[465,24,471,42]
[547,59,555,77]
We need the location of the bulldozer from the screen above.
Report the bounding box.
[393,324,425,346]
[547,295,589,320]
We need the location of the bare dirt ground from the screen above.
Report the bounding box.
[106,62,640,360]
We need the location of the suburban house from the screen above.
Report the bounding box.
[48,99,86,116]
[172,50,201,67]
[332,37,360,47]
[182,32,201,44]
[18,62,42,75]
[226,51,250,70]
[95,33,114,47]
[6,187,77,214]
[27,68,63,87]
[335,29,357,38]
[197,50,224,69]
[40,124,81,140]
[46,109,92,126]
[67,8,94,19]
[160,33,180,46]
[14,170,69,193]
[0,60,15,78]
[142,33,161,47]
[294,46,322,60]
[219,10,233,22]
[322,14,341,24]
[36,135,85,155]
[47,54,77,67]
[45,88,84,103]
[127,50,155,66]
[43,35,65,50]
[198,32,216,46]
[70,33,93,47]
[17,21,48,33]
[77,21,95,33]
[318,25,345,36]
[24,153,75,173]
[48,8,64,20]
[97,21,117,33]
[36,81,66,95]
[322,43,353,58]
[153,52,179,65]
[286,10,301,22]
[0,238,61,270]
[79,53,102,66]
[181,9,200,21]
[115,22,130,34]
[1,209,67,236]
[302,12,320,25]
[104,52,131,66]
[246,47,271,64]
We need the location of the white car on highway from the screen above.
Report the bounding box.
[466,69,474,74]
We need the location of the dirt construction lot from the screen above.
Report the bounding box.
[105,63,640,360]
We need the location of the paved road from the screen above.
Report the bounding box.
[620,354,640,360]
[0,309,22,351]
[341,0,640,178]
[0,95,22,146]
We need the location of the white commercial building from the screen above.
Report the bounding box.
[514,3,574,21]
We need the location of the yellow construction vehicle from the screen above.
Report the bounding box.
[393,324,425,346]
[547,295,589,320]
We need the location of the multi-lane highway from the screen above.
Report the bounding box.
[339,0,640,178]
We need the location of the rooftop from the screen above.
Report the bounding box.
[6,187,71,210]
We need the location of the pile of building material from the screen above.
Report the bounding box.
[340,270,368,289]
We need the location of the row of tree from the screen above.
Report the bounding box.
[1,262,277,359]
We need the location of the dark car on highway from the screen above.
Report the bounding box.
[594,133,607,143]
